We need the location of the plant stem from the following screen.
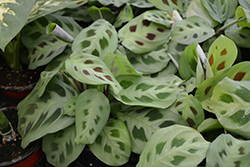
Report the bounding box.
[215,17,246,35]
[98,9,104,19]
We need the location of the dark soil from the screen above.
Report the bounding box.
[0,56,44,88]
[0,107,38,164]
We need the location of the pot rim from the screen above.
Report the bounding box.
[0,82,36,92]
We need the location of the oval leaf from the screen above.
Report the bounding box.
[136,125,210,167]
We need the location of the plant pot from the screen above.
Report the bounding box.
[0,107,45,167]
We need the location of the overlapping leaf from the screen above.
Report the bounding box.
[210,77,250,139]
[173,92,204,129]
[206,35,238,76]
[128,0,154,8]
[87,6,116,23]
[27,0,87,23]
[206,134,250,167]
[136,125,210,167]
[75,89,110,144]
[171,16,215,45]
[88,119,131,166]
[239,0,250,10]
[235,6,250,27]
[118,11,171,54]
[147,0,183,14]
[72,19,118,59]
[113,76,181,109]
[186,0,218,28]
[65,52,122,95]
[127,45,171,75]
[225,19,250,48]
[114,4,134,28]
[17,73,78,148]
[116,107,187,154]
[227,61,250,81]
[197,118,223,133]
[201,0,229,23]
[42,124,85,167]
[0,0,35,50]
[103,53,141,77]
[97,0,127,7]
[22,14,82,69]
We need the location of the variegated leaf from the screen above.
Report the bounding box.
[206,35,238,76]
[103,53,141,77]
[127,44,171,75]
[227,61,250,81]
[173,92,204,129]
[210,77,250,139]
[128,0,154,8]
[43,124,85,167]
[142,10,174,27]
[27,0,87,23]
[186,0,218,28]
[75,89,110,144]
[65,52,122,95]
[171,16,215,45]
[201,0,229,23]
[17,73,78,148]
[87,6,116,23]
[153,62,178,78]
[97,0,128,7]
[113,76,181,109]
[136,125,210,167]
[72,19,118,59]
[225,19,250,48]
[88,119,131,166]
[118,11,171,54]
[147,0,183,14]
[22,14,82,69]
[114,4,134,28]
[206,134,250,167]
[116,107,187,154]
[0,0,35,50]
[197,118,223,133]
[36,47,72,97]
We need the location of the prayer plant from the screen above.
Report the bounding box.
[15,0,250,167]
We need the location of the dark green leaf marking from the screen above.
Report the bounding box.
[159,121,176,128]
[120,80,133,89]
[66,141,73,154]
[145,108,163,121]
[230,110,250,126]
[121,95,133,102]
[96,135,102,145]
[132,126,148,142]
[219,149,227,158]
[135,96,153,103]
[59,153,65,164]
[136,83,154,91]
[81,40,91,49]
[117,142,125,151]
[104,144,112,153]
[156,92,170,99]
[188,148,198,154]
[156,141,166,155]
[110,129,120,138]
[87,29,96,37]
[171,138,185,148]
[51,142,59,151]
[220,94,234,103]
[234,161,241,167]
[99,37,109,49]
[171,155,186,165]
[146,152,151,162]
[239,146,245,155]
[234,86,250,102]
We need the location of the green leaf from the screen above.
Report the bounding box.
[116,107,187,154]
[206,35,237,76]
[173,92,205,129]
[114,4,134,28]
[128,0,154,8]
[65,52,122,95]
[97,0,127,7]
[136,125,210,167]
[239,0,250,10]
[227,61,250,81]
[210,77,250,139]
[186,0,218,28]
[27,0,87,23]
[225,19,250,48]
[118,10,171,54]
[17,73,78,148]
[171,16,215,45]
[113,76,181,109]
[0,0,35,50]
[43,124,85,167]
[235,6,250,27]
[22,14,82,69]
[103,53,141,77]
[206,134,250,167]
[72,19,118,59]
[75,89,110,144]
[88,119,131,166]
[127,44,171,75]
[147,0,183,14]
[87,6,116,23]
[197,118,223,133]
[36,47,72,97]
[201,0,229,23]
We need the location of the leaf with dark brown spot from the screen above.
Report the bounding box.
[186,118,195,127]
[84,60,94,64]
[209,54,214,66]
[38,42,47,48]
[217,61,225,70]
[234,72,246,81]
[93,67,104,73]
[220,49,227,56]
[142,20,151,27]
[130,25,137,32]
[146,33,156,40]
[135,41,144,46]
[205,86,212,95]
[83,70,90,75]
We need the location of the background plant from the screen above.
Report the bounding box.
[13,0,250,166]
